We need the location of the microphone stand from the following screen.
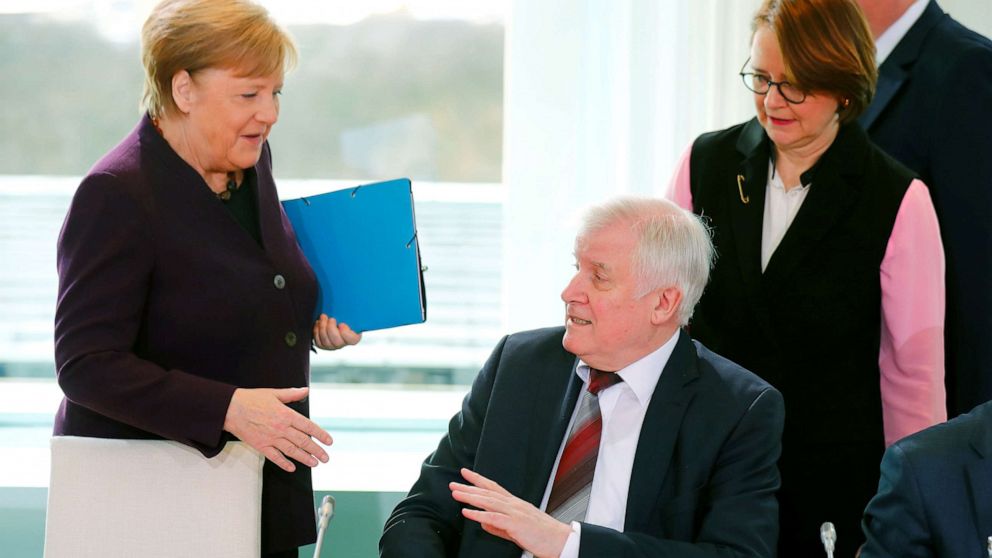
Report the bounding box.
[313,495,336,558]
[820,522,836,558]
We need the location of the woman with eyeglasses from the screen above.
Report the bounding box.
[667,0,945,555]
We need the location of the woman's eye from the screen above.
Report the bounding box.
[241,92,258,99]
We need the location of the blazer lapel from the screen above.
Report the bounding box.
[966,407,992,540]
[859,70,906,131]
[761,125,867,286]
[729,119,771,300]
[255,144,283,254]
[521,355,583,505]
[624,332,699,526]
[859,1,945,130]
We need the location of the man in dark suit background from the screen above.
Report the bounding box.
[861,399,992,557]
[856,0,992,417]
[380,197,784,557]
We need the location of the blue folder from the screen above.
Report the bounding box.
[282,178,426,333]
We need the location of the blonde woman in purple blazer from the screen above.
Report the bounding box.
[53,2,358,555]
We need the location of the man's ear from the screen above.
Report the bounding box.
[650,286,682,326]
[171,70,193,114]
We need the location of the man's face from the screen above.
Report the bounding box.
[560,220,663,371]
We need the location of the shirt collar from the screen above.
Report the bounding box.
[576,329,680,406]
[768,155,811,192]
[875,0,928,65]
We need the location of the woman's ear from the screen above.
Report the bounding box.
[171,70,193,114]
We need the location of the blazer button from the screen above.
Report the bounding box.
[284,332,297,347]
[273,274,286,289]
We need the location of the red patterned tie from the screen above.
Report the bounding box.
[546,369,623,522]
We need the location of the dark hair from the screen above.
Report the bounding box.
[753,0,877,123]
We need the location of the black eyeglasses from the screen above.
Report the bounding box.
[739,58,807,104]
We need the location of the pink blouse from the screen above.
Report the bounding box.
[667,145,947,445]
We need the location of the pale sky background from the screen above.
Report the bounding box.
[0,0,507,42]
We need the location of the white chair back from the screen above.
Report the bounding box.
[44,436,263,558]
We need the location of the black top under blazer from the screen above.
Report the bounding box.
[686,119,915,557]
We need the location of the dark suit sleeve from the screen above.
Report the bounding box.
[930,45,992,413]
[859,444,934,558]
[55,172,236,451]
[379,335,509,558]
[578,387,784,558]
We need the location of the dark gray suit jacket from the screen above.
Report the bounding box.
[859,0,992,417]
[861,400,992,558]
[380,327,784,557]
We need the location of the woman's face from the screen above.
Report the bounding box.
[749,25,840,155]
[175,66,282,175]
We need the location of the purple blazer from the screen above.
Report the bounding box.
[54,115,320,552]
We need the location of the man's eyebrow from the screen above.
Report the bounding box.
[572,255,609,271]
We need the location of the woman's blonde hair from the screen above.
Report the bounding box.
[753,0,877,123]
[141,0,297,118]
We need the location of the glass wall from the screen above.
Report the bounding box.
[0,0,506,385]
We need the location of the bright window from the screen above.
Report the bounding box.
[0,1,506,385]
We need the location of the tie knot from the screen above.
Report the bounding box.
[587,369,622,395]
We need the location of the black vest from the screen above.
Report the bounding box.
[687,118,914,556]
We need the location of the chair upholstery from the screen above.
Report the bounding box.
[44,437,263,558]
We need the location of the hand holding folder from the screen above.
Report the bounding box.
[282,178,427,333]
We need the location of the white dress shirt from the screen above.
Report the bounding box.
[875,0,928,65]
[522,329,680,558]
[761,160,811,271]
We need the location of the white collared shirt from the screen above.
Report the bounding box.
[761,160,811,271]
[875,0,928,65]
[522,330,681,558]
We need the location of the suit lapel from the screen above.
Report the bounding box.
[729,119,771,300]
[624,332,699,526]
[859,1,945,130]
[761,125,867,287]
[859,70,906,130]
[966,405,992,539]
[521,355,583,505]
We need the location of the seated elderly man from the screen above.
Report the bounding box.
[861,399,992,558]
[380,197,784,558]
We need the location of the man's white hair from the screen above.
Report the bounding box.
[576,197,715,325]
